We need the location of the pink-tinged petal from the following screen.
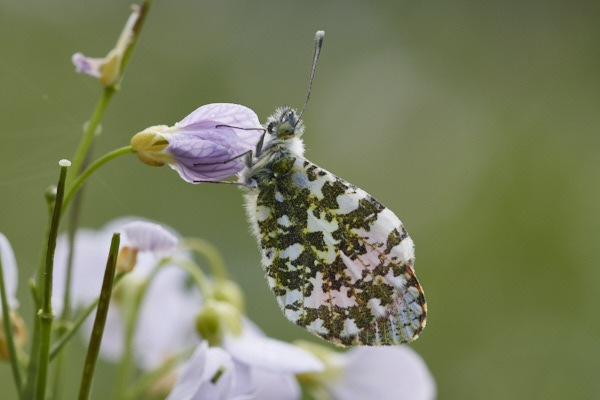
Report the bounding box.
[328,347,436,400]
[177,103,261,134]
[166,342,235,400]
[71,7,140,86]
[224,319,324,374]
[122,220,179,258]
[72,52,104,78]
[0,233,18,312]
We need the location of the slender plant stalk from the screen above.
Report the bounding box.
[0,257,23,398]
[180,238,228,281]
[35,162,69,400]
[66,88,115,189]
[171,257,213,296]
[53,143,92,399]
[78,233,120,400]
[63,146,134,210]
[23,166,64,399]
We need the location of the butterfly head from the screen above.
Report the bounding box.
[266,107,304,140]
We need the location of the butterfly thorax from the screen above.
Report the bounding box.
[238,107,305,189]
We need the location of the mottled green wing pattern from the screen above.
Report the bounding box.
[244,156,426,346]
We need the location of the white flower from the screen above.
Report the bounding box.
[299,343,436,400]
[166,342,236,400]
[53,218,201,370]
[0,233,26,360]
[169,320,324,400]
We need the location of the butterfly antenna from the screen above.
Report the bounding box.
[297,30,325,123]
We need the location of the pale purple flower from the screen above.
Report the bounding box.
[72,53,103,78]
[0,233,18,313]
[72,6,140,86]
[303,345,436,400]
[131,103,263,182]
[53,218,202,370]
[122,220,178,258]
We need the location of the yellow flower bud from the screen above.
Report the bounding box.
[130,126,174,167]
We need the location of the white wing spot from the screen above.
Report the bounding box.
[306,318,328,335]
[255,205,270,222]
[279,243,303,261]
[336,191,362,214]
[277,215,291,227]
[388,237,415,266]
[367,297,387,318]
[341,318,360,337]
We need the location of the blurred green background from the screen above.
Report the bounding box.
[1,1,599,399]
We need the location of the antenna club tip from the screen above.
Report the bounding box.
[315,30,325,40]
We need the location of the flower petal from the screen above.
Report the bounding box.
[122,220,179,257]
[72,52,104,78]
[224,319,324,374]
[328,346,436,400]
[0,233,19,312]
[246,368,300,400]
[165,132,246,182]
[166,342,235,400]
[177,103,261,135]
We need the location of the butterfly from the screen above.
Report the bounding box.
[237,32,426,346]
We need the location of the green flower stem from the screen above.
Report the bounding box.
[49,272,126,362]
[180,238,228,281]
[23,183,62,399]
[117,1,152,86]
[78,233,120,400]
[0,257,23,398]
[36,161,69,400]
[172,256,213,297]
[63,146,134,211]
[66,87,115,189]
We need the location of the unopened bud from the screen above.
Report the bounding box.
[0,311,27,361]
[116,246,138,274]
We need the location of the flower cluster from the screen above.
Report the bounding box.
[1,220,435,399]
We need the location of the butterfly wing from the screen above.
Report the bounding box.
[244,156,426,346]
